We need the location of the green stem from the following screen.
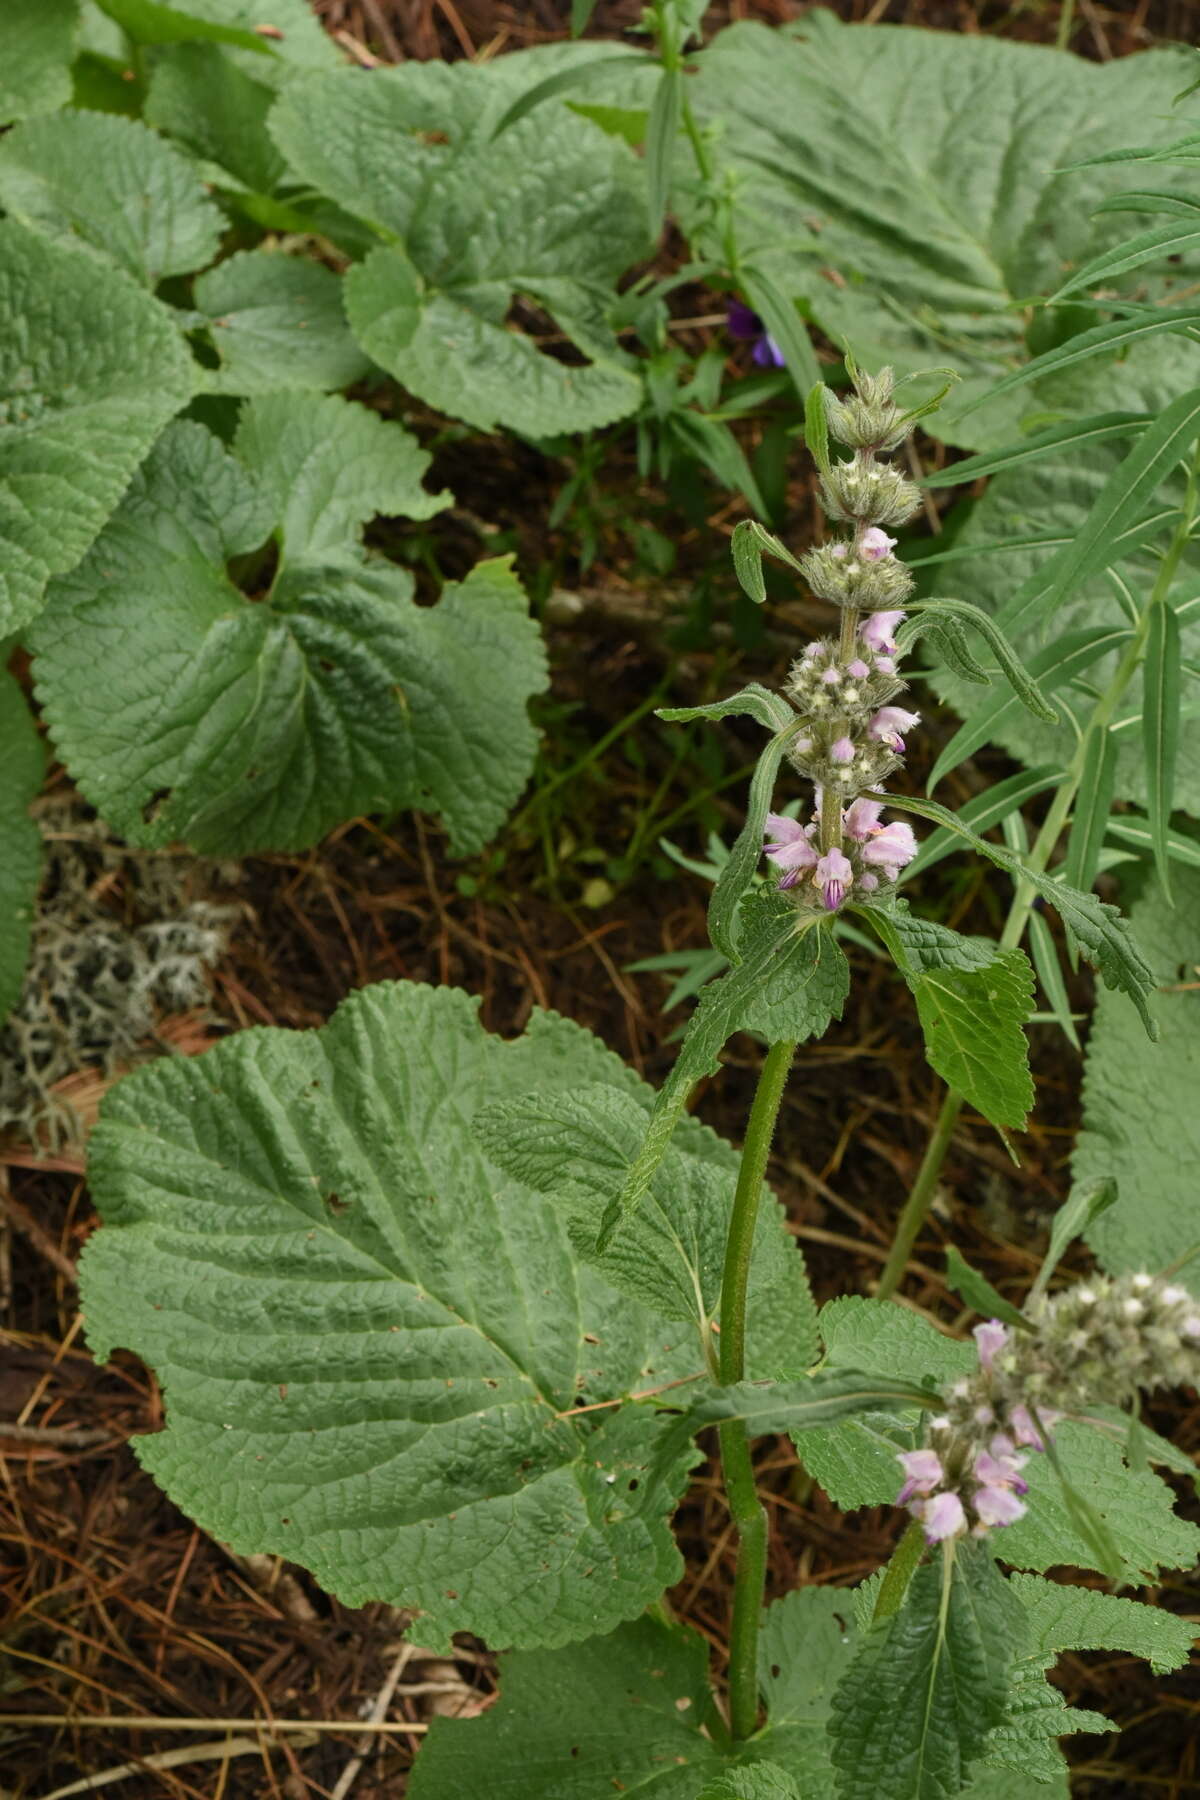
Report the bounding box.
[880,460,1200,1296]
[718,1038,796,1740]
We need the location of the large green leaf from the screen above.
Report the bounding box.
[0,0,79,124]
[829,1543,1025,1800]
[687,15,1200,448]
[0,110,224,287]
[31,405,544,856]
[409,1612,724,1798]
[144,41,286,192]
[270,55,651,436]
[791,1299,1200,1582]
[863,907,1034,1131]
[0,672,46,1027]
[926,445,1200,812]
[1074,868,1200,1286]
[95,0,337,69]
[81,982,723,1652]
[0,219,195,635]
[192,252,371,394]
[601,892,850,1247]
[795,1299,974,1512]
[983,1569,1196,1780]
[884,792,1158,1036]
[475,1081,819,1378]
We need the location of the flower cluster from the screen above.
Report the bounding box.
[896,1271,1200,1544]
[760,363,923,913]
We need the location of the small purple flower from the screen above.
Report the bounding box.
[920,1491,966,1543]
[816,847,852,911]
[1009,1404,1059,1450]
[764,812,818,889]
[843,797,884,841]
[802,640,823,661]
[861,820,917,880]
[858,872,879,891]
[830,735,856,766]
[973,1320,1008,1372]
[874,655,897,676]
[868,705,920,753]
[726,299,785,369]
[846,657,870,680]
[974,1484,1026,1528]
[860,610,906,655]
[861,527,898,562]
[975,1448,1028,1495]
[821,667,842,686]
[896,1447,943,1504]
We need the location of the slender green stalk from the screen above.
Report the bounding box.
[718,1037,797,1739]
[1056,0,1075,52]
[879,463,1200,1297]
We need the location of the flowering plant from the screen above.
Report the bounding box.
[74,361,1196,1800]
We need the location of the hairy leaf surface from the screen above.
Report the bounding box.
[475,1081,819,1376]
[271,54,651,435]
[0,111,224,286]
[829,1544,1025,1800]
[1074,868,1200,1284]
[864,908,1034,1130]
[928,447,1200,812]
[81,983,721,1651]
[602,893,850,1245]
[32,408,541,855]
[0,220,195,635]
[193,252,371,393]
[689,17,1200,447]
[0,0,79,124]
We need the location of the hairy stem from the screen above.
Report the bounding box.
[718,1037,796,1739]
[880,463,1200,1297]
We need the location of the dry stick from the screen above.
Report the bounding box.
[329,1643,417,1800]
[0,1716,428,1734]
[35,1734,320,1800]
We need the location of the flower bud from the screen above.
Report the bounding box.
[820,458,921,528]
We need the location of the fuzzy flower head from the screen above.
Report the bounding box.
[894,1270,1200,1546]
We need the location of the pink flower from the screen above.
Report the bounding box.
[1009,1404,1059,1451]
[821,667,842,686]
[764,812,818,889]
[868,706,920,753]
[974,1485,1026,1528]
[896,1447,944,1504]
[830,736,856,765]
[830,543,848,560]
[802,641,823,661]
[974,1320,1008,1371]
[874,655,897,676]
[975,1448,1028,1495]
[861,527,898,561]
[861,820,917,879]
[816,848,852,911]
[858,873,878,891]
[843,797,884,840]
[860,610,906,655]
[846,658,870,680]
[920,1492,966,1542]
